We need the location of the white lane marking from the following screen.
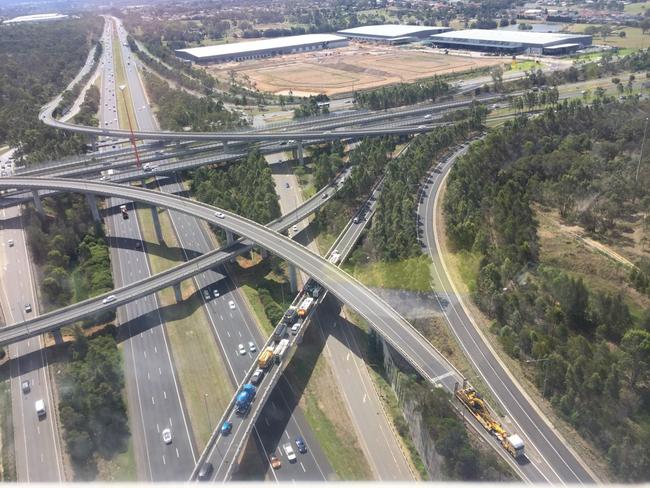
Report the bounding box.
[37,426,40,435]
[156,424,160,433]
[147,371,150,380]
[154,346,158,353]
[226,331,231,337]
[158,367,162,375]
[176,448,180,458]
[162,455,166,465]
[169,417,173,427]
[143,350,147,358]
[151,396,155,405]
[362,393,367,403]
[163,391,167,399]
[300,462,306,473]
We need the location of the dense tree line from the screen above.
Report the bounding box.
[368,330,510,480]
[53,40,103,119]
[190,148,280,228]
[355,77,450,110]
[127,35,215,95]
[0,16,103,163]
[371,104,487,260]
[143,71,244,131]
[293,94,330,119]
[444,97,650,480]
[72,85,101,127]
[24,194,113,317]
[59,330,129,477]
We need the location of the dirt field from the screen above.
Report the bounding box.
[208,44,505,96]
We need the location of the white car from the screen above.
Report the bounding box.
[7,239,14,247]
[238,344,246,355]
[215,211,225,219]
[248,342,256,353]
[162,428,172,444]
[283,443,297,462]
[228,300,236,310]
[102,295,116,304]
[213,289,220,298]
[292,225,298,232]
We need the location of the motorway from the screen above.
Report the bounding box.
[111,18,333,482]
[100,20,197,481]
[418,143,597,483]
[0,206,63,481]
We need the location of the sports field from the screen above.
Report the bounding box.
[208,44,504,96]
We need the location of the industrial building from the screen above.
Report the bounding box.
[429,29,592,55]
[3,13,68,24]
[175,34,348,64]
[337,24,451,45]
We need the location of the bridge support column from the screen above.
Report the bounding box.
[288,264,298,293]
[51,329,64,345]
[173,283,183,303]
[223,140,229,153]
[259,248,268,259]
[226,230,234,246]
[296,140,304,164]
[150,207,164,243]
[85,193,101,222]
[31,189,44,215]
[88,134,98,152]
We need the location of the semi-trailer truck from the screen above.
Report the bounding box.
[273,338,290,363]
[258,346,275,369]
[298,297,314,317]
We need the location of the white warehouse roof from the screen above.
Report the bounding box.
[4,13,68,24]
[431,29,591,46]
[338,24,443,38]
[177,34,347,60]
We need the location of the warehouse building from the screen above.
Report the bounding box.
[337,24,451,45]
[3,13,68,24]
[176,34,348,64]
[428,29,592,55]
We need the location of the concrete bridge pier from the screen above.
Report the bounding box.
[173,283,183,303]
[296,140,304,164]
[150,207,164,243]
[259,248,268,259]
[226,230,234,246]
[88,134,98,152]
[85,193,101,222]
[288,264,298,293]
[222,140,229,153]
[31,189,44,215]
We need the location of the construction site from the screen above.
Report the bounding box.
[207,43,504,96]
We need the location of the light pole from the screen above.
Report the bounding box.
[525,357,550,398]
[118,84,142,168]
[203,393,211,431]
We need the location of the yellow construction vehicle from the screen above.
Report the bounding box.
[455,381,525,459]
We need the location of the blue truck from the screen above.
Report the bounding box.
[235,383,257,415]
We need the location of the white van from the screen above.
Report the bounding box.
[35,399,46,417]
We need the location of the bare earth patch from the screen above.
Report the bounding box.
[208,44,503,96]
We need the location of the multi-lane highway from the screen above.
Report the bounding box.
[100,20,197,480]
[418,143,597,484]
[0,206,64,482]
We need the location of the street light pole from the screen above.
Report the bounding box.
[203,393,211,431]
[118,84,142,168]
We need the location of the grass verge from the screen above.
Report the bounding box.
[112,33,136,131]
[96,416,136,481]
[343,254,434,292]
[135,202,233,448]
[0,379,15,481]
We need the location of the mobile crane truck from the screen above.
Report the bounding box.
[455,381,525,459]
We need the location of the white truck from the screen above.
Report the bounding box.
[35,399,46,417]
[273,339,290,363]
[298,297,314,317]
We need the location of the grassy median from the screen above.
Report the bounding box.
[135,202,233,448]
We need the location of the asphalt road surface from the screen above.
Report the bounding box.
[102,21,197,480]
[0,206,64,482]
[418,143,596,484]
